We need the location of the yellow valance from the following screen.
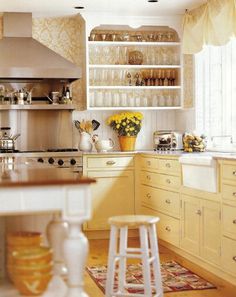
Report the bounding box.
[182,0,236,54]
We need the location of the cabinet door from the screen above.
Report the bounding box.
[86,170,134,230]
[201,200,221,265]
[181,195,200,255]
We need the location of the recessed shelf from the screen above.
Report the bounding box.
[88,106,182,110]
[89,86,181,90]
[88,41,181,46]
[89,64,181,69]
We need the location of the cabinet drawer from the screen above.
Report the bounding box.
[222,204,236,240]
[140,171,181,189]
[222,165,236,181]
[87,156,134,169]
[222,184,236,205]
[222,236,236,275]
[140,157,158,170]
[140,207,180,247]
[140,185,180,218]
[158,159,181,174]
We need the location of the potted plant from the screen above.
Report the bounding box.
[107,112,143,151]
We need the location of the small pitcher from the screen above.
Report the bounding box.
[79,132,93,152]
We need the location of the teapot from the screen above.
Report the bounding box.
[92,135,114,152]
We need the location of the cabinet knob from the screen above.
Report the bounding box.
[146,175,151,180]
[146,193,151,199]
[106,160,116,165]
[195,209,202,215]
[233,219,236,224]
[165,163,171,168]
[233,256,236,262]
[166,179,171,184]
[147,161,151,166]
[233,171,236,176]
[165,226,171,232]
[233,192,236,197]
[165,199,171,204]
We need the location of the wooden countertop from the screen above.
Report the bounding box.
[0,165,95,188]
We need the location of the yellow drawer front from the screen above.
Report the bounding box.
[222,237,236,275]
[140,185,180,218]
[87,156,134,169]
[140,171,181,189]
[140,207,180,247]
[158,159,181,174]
[157,174,181,189]
[222,184,236,205]
[140,157,158,170]
[222,165,236,181]
[222,204,236,240]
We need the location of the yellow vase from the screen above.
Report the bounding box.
[119,136,137,151]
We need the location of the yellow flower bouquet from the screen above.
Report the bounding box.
[107,112,143,136]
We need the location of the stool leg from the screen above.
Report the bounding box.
[149,224,163,297]
[139,225,152,297]
[105,225,118,297]
[118,226,128,294]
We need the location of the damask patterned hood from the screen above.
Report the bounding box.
[0,12,81,81]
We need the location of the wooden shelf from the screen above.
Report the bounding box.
[0,104,75,110]
[88,41,180,46]
[89,64,181,69]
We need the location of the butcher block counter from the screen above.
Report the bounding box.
[0,159,96,297]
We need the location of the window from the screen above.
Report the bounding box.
[195,38,236,146]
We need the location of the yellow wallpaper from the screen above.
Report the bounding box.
[33,14,86,110]
[0,14,86,110]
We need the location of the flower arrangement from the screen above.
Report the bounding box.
[107,112,143,136]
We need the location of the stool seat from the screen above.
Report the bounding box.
[108,215,160,227]
[106,215,163,297]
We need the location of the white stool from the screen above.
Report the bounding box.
[105,215,163,297]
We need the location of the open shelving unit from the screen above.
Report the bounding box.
[86,25,182,110]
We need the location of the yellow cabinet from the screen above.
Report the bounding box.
[222,204,236,240]
[181,195,200,255]
[181,194,221,265]
[141,206,180,247]
[86,170,134,230]
[222,236,236,275]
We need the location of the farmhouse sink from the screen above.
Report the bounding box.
[179,155,217,193]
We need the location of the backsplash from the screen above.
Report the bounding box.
[72,109,177,151]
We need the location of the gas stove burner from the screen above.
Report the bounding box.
[47,148,79,152]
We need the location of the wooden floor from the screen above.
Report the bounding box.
[84,238,236,297]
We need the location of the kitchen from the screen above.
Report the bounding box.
[0,0,236,297]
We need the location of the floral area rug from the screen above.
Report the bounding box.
[86,261,216,294]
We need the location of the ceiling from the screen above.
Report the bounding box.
[0,0,206,18]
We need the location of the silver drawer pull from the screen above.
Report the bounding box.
[233,192,236,197]
[165,226,171,232]
[233,256,236,262]
[146,175,151,180]
[165,163,171,168]
[233,219,236,224]
[233,171,236,176]
[165,199,171,204]
[196,209,202,215]
[146,193,151,199]
[106,160,116,165]
[166,179,171,184]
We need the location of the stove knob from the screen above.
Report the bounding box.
[70,159,76,165]
[37,158,44,163]
[58,159,64,166]
[48,157,54,164]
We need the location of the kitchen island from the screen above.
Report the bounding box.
[0,161,96,297]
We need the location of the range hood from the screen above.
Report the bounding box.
[0,13,81,81]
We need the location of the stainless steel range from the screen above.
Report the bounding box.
[0,148,83,174]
